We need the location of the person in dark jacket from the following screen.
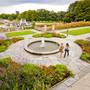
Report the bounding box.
[64,43,70,58]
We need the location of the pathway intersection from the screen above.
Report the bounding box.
[0,29,90,90]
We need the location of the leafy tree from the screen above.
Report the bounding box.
[0,0,89,22]
[68,0,90,21]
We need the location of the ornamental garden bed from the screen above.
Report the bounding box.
[32,32,66,38]
[0,57,74,90]
[0,37,24,52]
[75,39,90,63]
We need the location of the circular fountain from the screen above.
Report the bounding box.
[24,38,60,55]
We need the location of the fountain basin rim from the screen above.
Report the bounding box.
[24,40,60,55]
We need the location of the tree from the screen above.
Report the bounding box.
[68,0,90,21]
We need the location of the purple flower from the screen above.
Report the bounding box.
[0,36,4,40]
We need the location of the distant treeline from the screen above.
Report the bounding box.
[0,0,90,22]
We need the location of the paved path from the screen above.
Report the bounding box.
[68,72,90,90]
[32,26,90,33]
[0,38,83,66]
[0,28,90,90]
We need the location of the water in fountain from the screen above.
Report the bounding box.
[40,38,45,48]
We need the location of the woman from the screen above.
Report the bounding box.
[64,43,70,58]
[59,43,64,58]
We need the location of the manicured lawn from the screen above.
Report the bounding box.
[6,30,34,37]
[64,27,90,35]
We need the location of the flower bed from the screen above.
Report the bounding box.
[55,21,90,30]
[0,57,74,90]
[75,40,90,63]
[32,32,66,38]
[0,37,24,52]
[35,21,90,30]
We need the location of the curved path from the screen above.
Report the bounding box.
[0,38,89,72]
[0,32,90,90]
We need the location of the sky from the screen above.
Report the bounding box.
[0,0,77,14]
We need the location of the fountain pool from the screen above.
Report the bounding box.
[24,39,60,55]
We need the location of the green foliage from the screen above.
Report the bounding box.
[55,64,67,74]
[42,33,53,38]
[0,0,89,22]
[0,45,7,52]
[0,14,17,21]
[0,39,12,52]
[0,57,73,90]
[13,82,18,90]
[11,37,24,43]
[64,27,90,35]
[33,33,42,38]
[32,21,36,29]
[59,34,66,38]
[22,64,39,73]
[75,39,90,63]
[68,0,90,21]
[0,37,24,52]
[80,52,90,62]
[32,32,65,38]
[0,57,11,68]
[6,30,34,37]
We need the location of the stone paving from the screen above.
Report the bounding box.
[0,29,90,90]
[67,72,90,90]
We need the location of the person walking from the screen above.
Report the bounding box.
[59,43,64,58]
[64,43,70,58]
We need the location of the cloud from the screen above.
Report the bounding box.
[0,3,69,14]
[0,0,76,6]
[0,0,77,14]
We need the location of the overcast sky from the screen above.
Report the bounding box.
[0,0,77,14]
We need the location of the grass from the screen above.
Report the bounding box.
[64,27,90,35]
[6,30,34,37]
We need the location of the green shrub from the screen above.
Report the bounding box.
[75,39,90,63]
[32,32,65,38]
[0,37,24,52]
[0,57,11,68]
[33,33,42,38]
[11,37,24,43]
[75,40,90,53]
[75,39,90,47]
[55,64,67,74]
[80,52,90,61]
[22,64,39,73]
[0,57,73,90]
[43,33,53,38]
[0,45,7,52]
[59,34,66,38]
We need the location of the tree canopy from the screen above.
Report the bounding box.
[0,0,89,22]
